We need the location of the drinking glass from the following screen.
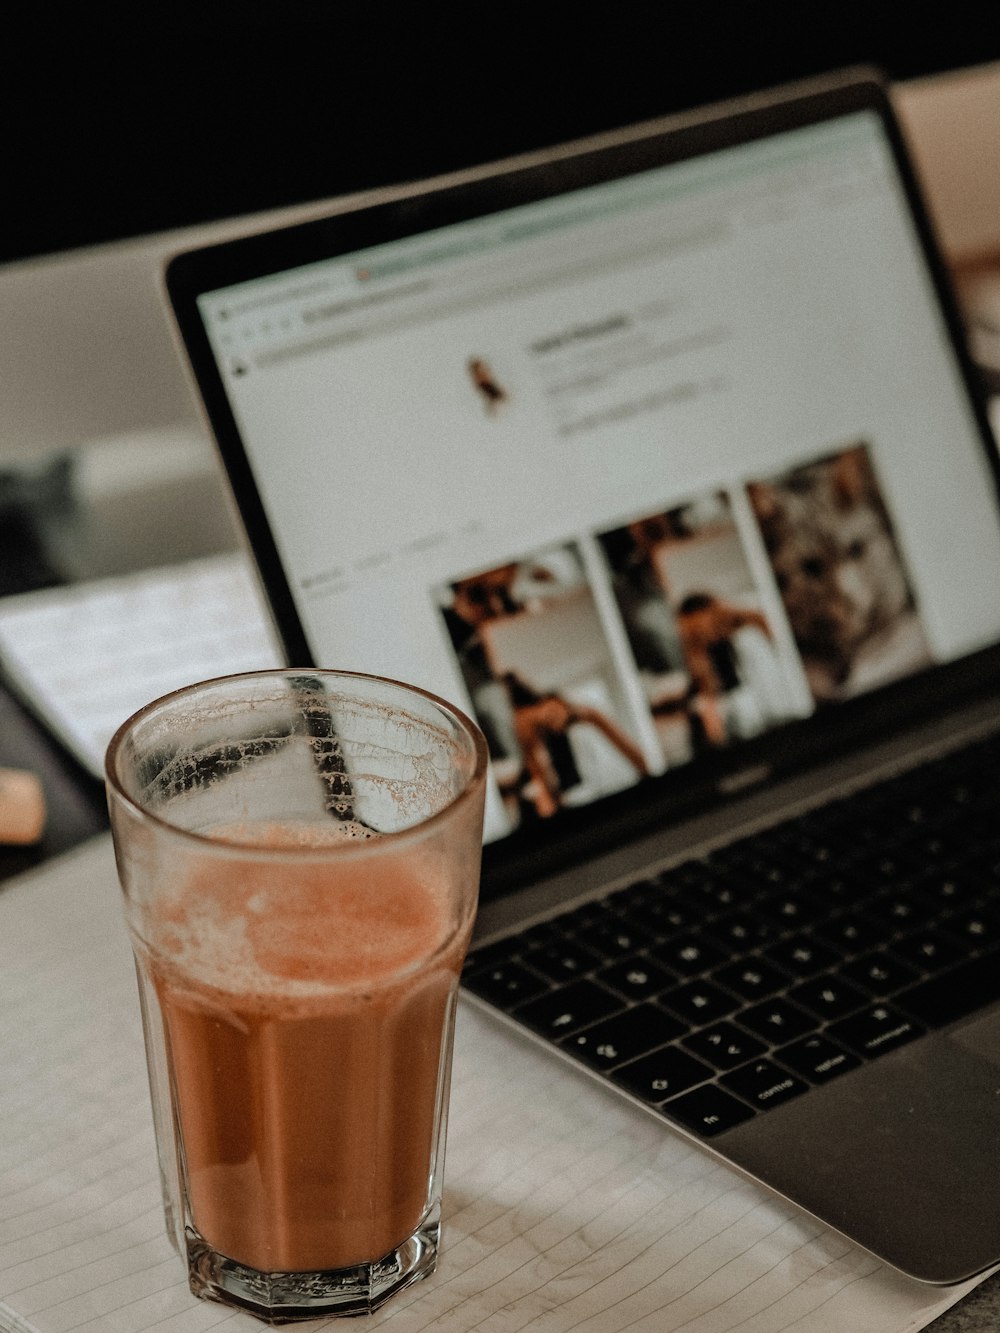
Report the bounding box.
[105,670,487,1321]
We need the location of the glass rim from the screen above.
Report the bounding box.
[104,667,488,857]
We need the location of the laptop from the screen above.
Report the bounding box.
[165,68,1000,1285]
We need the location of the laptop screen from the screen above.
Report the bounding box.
[170,85,1000,872]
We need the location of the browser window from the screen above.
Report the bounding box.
[195,111,1000,841]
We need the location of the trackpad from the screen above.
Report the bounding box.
[723,1030,1000,1284]
[948,1007,1000,1066]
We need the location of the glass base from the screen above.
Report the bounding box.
[184,1210,440,1323]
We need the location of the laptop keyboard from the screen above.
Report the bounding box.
[0,553,282,779]
[463,729,1000,1138]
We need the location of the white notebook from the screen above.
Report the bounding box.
[0,834,986,1333]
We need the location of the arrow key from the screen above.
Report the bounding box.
[682,1021,768,1071]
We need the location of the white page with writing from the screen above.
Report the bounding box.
[0,837,982,1332]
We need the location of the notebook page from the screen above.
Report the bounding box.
[0,837,982,1332]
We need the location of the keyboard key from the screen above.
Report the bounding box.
[915,871,981,911]
[611,1044,713,1103]
[571,917,646,958]
[737,855,802,893]
[691,878,738,911]
[946,907,1000,949]
[668,858,717,893]
[660,978,739,1026]
[661,1083,756,1137]
[720,1059,809,1110]
[513,979,623,1038]
[558,900,612,934]
[711,957,790,1001]
[738,998,817,1044]
[777,1034,860,1084]
[527,940,602,983]
[704,911,776,950]
[764,935,838,978]
[562,1003,684,1070]
[815,912,887,954]
[854,851,919,888]
[789,972,869,1021]
[864,890,931,931]
[841,949,920,995]
[818,872,880,906]
[756,888,827,928]
[649,934,727,976]
[516,920,561,950]
[463,939,514,974]
[643,892,702,933]
[597,954,676,1000]
[892,930,966,973]
[828,1004,924,1057]
[463,960,549,1008]
[609,876,658,913]
[682,1021,767,1071]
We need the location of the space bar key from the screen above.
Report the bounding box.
[898,949,1000,1027]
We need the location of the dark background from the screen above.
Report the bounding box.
[6,4,1000,266]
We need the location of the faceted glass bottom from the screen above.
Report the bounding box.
[185,1209,440,1323]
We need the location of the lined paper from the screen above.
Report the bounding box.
[0,837,981,1331]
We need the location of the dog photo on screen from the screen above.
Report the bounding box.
[747,441,932,703]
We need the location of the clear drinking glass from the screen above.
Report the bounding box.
[105,670,487,1321]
